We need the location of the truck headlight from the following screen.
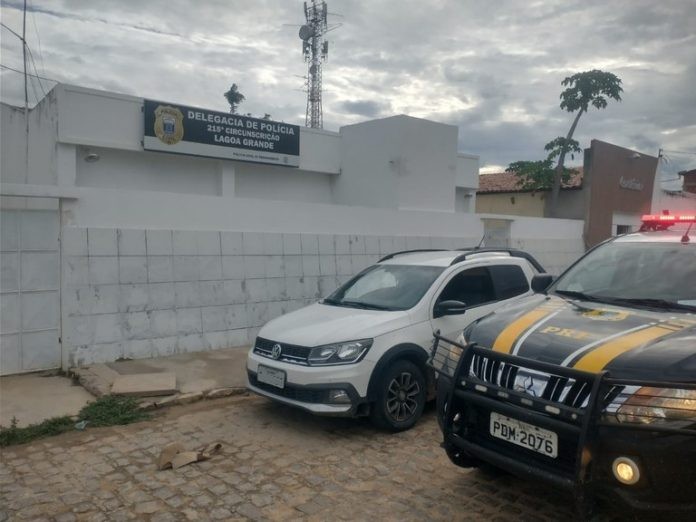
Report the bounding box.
[307,339,373,366]
[612,387,696,425]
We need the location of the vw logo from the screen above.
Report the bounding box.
[271,344,282,360]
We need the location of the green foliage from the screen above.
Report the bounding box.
[507,159,561,191]
[0,416,74,447]
[507,137,578,191]
[544,137,582,162]
[78,395,149,428]
[224,83,245,114]
[0,395,149,447]
[559,69,623,113]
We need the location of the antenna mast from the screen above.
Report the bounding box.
[299,1,331,129]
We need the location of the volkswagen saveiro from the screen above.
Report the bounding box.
[247,247,545,431]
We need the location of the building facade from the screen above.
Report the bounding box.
[0,84,585,375]
[476,140,660,247]
[476,170,582,217]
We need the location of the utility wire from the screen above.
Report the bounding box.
[28,0,46,75]
[27,69,40,102]
[0,63,58,83]
[0,22,23,41]
[661,149,696,156]
[25,44,47,96]
[1,21,49,97]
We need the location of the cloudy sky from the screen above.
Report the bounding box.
[1,0,695,181]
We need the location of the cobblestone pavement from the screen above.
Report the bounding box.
[1,395,595,521]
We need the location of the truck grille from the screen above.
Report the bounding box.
[254,337,311,365]
[429,334,608,486]
[468,352,624,411]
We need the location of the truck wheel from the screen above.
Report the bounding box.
[436,376,451,432]
[444,440,482,468]
[370,360,426,432]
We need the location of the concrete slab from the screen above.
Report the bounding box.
[73,346,250,402]
[111,372,177,396]
[106,346,250,395]
[0,374,94,428]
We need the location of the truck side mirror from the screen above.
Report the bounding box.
[531,274,555,293]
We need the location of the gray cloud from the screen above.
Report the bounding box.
[0,0,694,174]
[340,100,386,118]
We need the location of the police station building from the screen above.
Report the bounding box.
[0,84,584,375]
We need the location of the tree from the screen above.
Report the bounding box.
[507,158,576,192]
[547,70,623,216]
[508,137,581,192]
[224,84,245,114]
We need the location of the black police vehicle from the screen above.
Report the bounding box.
[430,213,696,517]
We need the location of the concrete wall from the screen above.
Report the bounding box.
[476,189,584,219]
[55,187,583,366]
[59,220,583,367]
[1,92,59,186]
[651,191,696,214]
[335,116,460,211]
[476,192,546,217]
[59,227,457,366]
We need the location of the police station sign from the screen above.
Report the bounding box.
[143,99,300,167]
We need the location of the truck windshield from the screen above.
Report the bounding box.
[552,241,696,311]
[324,264,445,311]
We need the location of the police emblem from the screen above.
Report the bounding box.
[153,105,184,145]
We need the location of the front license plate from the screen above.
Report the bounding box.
[490,412,558,458]
[257,365,286,389]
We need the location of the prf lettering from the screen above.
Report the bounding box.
[540,326,591,340]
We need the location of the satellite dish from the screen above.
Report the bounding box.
[309,64,318,75]
[298,25,314,40]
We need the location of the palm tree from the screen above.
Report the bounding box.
[547,70,623,216]
[224,84,245,114]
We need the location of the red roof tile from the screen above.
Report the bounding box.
[477,168,583,194]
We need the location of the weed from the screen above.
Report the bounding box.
[0,416,74,446]
[0,395,150,447]
[78,395,149,427]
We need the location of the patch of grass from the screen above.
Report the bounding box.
[0,416,75,447]
[0,395,150,447]
[79,395,149,427]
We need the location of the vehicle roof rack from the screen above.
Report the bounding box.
[378,249,447,262]
[450,247,546,273]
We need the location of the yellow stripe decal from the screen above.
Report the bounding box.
[573,325,674,373]
[492,304,560,354]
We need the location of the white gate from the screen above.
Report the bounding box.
[1,209,61,375]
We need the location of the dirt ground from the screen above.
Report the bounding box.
[1,395,604,521]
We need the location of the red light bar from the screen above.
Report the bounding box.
[641,214,696,223]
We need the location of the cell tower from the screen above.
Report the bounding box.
[299,0,334,129]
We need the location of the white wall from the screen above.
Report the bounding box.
[234,162,334,203]
[59,217,582,367]
[651,190,696,214]
[76,147,221,196]
[456,153,479,189]
[335,115,460,212]
[1,94,59,186]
